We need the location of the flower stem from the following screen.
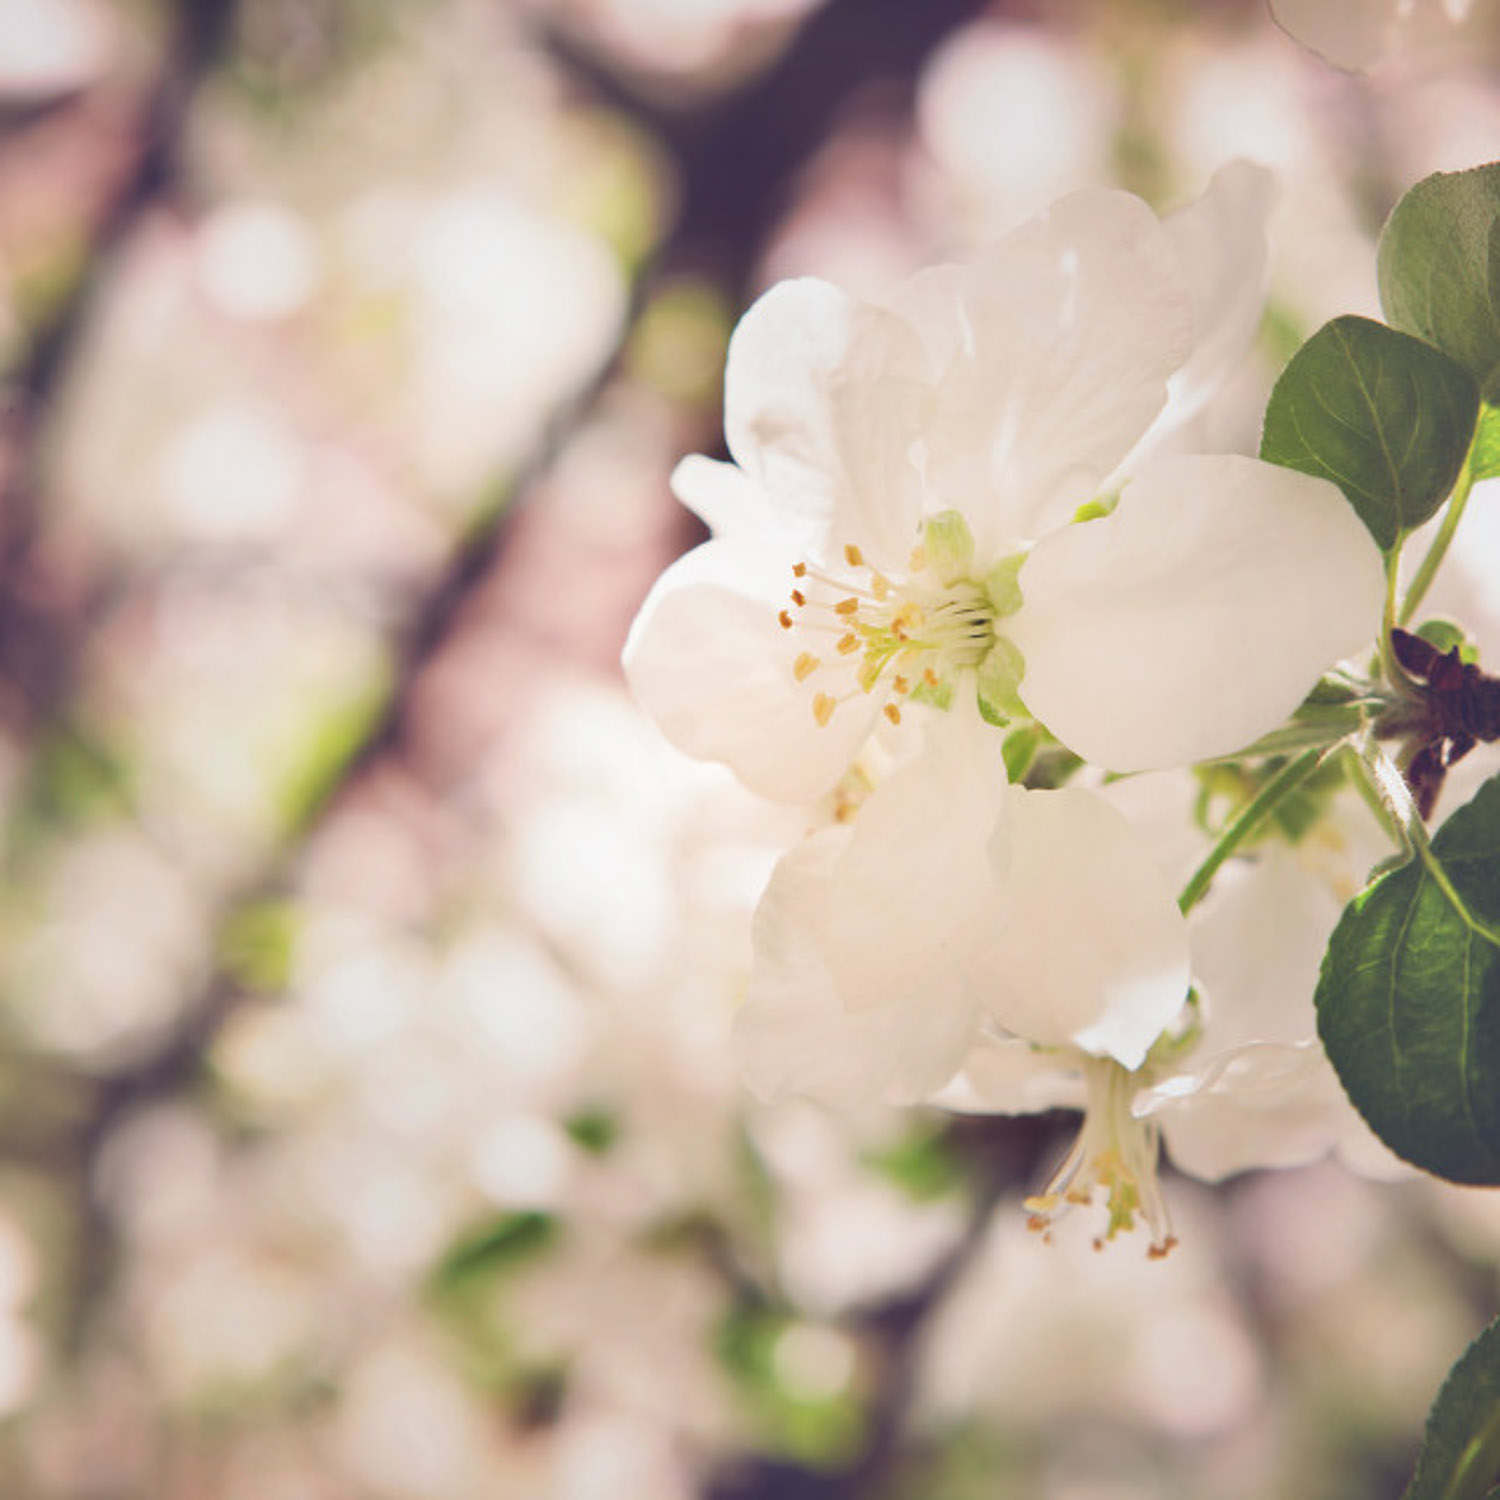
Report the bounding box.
[1379,547,1405,690]
[1177,747,1326,915]
[1342,743,1500,945]
[1399,456,1477,626]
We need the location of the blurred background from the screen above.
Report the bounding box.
[1,0,1500,1495]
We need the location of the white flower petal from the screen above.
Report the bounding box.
[1144,852,1367,1181]
[737,828,978,1105]
[1156,1063,1355,1181]
[623,538,878,802]
[1010,453,1384,771]
[1269,0,1398,69]
[988,787,1190,1069]
[724,277,927,562]
[1191,851,1338,1052]
[735,829,881,1105]
[1133,160,1275,458]
[670,454,776,538]
[822,704,1004,1023]
[935,1038,1088,1115]
[913,188,1193,552]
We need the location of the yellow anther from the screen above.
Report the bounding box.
[812,693,836,727]
[834,597,860,616]
[892,675,909,694]
[778,610,794,630]
[891,603,921,639]
[843,543,864,567]
[836,633,859,656]
[923,667,940,687]
[793,652,820,682]
[792,562,807,577]
[883,704,902,726]
[871,574,891,600]
[790,589,807,607]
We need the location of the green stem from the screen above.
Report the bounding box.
[1400,458,1477,626]
[1379,546,1405,689]
[1343,743,1500,946]
[1195,705,1372,764]
[1177,747,1326,915]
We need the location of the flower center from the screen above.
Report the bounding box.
[1023,1055,1176,1258]
[777,539,997,729]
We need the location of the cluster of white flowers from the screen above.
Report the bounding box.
[625,163,1390,1254]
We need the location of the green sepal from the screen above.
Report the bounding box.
[981,552,1026,619]
[1315,773,1500,1184]
[1260,314,1479,550]
[909,676,953,711]
[976,638,1026,724]
[921,510,975,586]
[1022,746,1083,791]
[977,694,1008,729]
[1405,1316,1500,1500]
[1002,724,1042,782]
[1378,162,1500,398]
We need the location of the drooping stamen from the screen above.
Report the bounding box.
[1024,1056,1176,1258]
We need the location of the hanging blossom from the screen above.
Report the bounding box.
[624,162,1385,803]
[942,770,1406,1247]
[736,718,1401,1256]
[734,705,1193,1254]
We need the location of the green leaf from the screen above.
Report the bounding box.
[1414,618,1480,666]
[1316,774,1500,1184]
[1379,163,1500,399]
[862,1121,964,1202]
[715,1305,864,1467]
[1470,402,1500,482]
[1261,315,1479,550]
[563,1106,619,1155]
[1406,1316,1500,1500]
[429,1211,558,1294]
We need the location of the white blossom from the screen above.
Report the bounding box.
[939,798,1405,1252]
[734,706,1192,1249]
[624,162,1384,801]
